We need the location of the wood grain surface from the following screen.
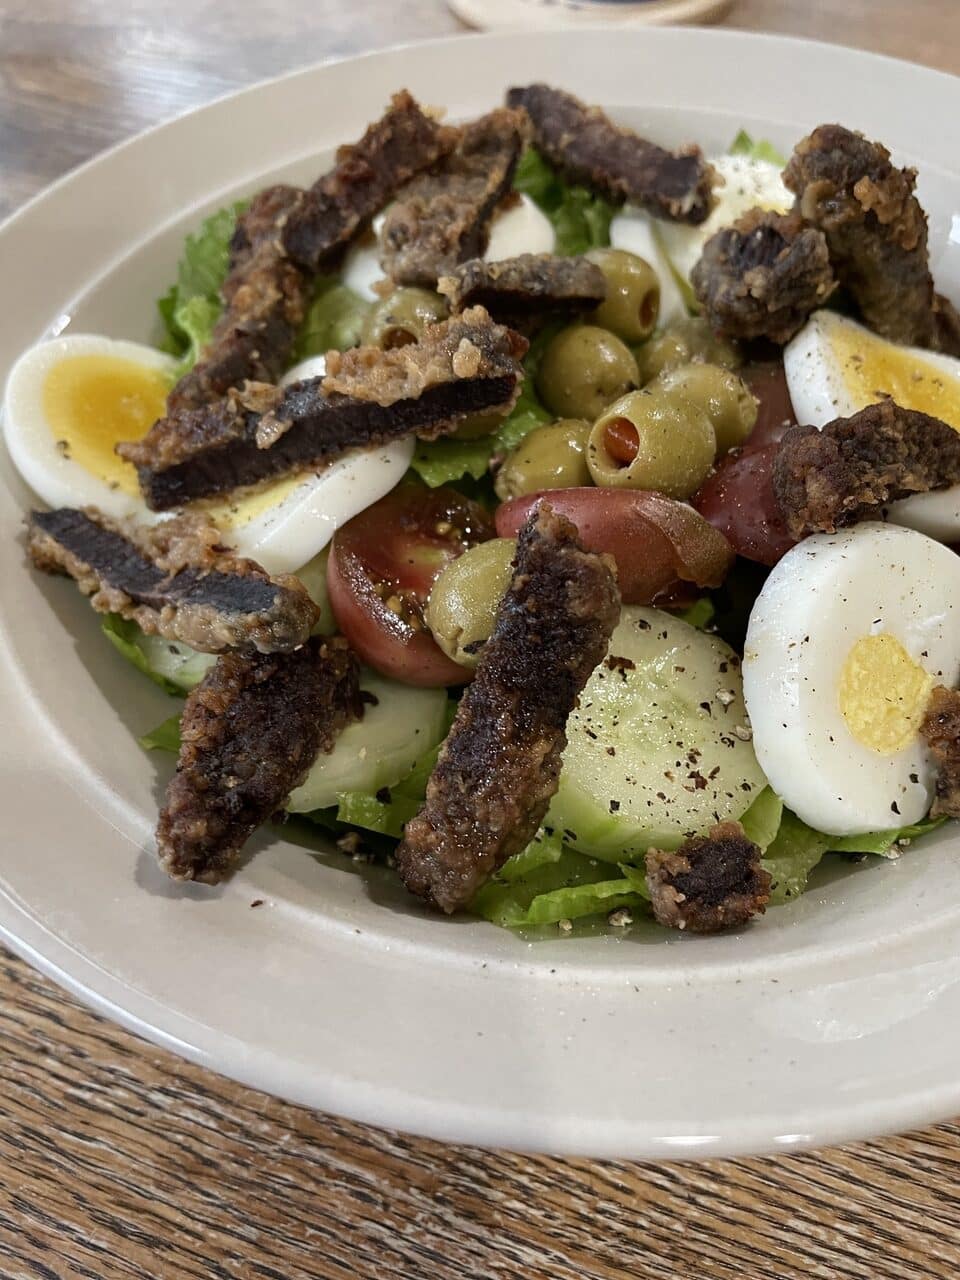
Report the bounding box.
[3,3,960,1277]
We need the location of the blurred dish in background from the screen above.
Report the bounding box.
[449,0,732,29]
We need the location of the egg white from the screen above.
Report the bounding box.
[3,333,176,522]
[784,310,960,540]
[658,153,792,287]
[743,522,960,834]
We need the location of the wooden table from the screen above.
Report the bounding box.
[3,3,960,1276]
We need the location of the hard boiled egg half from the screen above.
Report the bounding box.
[743,521,960,834]
[610,150,792,325]
[341,196,556,301]
[784,309,960,541]
[3,336,413,576]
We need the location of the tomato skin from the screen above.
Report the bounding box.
[692,443,796,567]
[495,488,732,604]
[327,482,494,686]
[742,361,797,448]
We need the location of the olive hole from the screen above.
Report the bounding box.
[382,326,417,350]
[639,291,657,331]
[604,418,641,467]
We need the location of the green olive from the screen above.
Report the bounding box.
[636,316,742,383]
[656,363,758,455]
[536,324,639,421]
[450,409,509,441]
[426,539,517,669]
[494,419,592,501]
[587,249,660,344]
[588,387,717,499]
[362,288,448,349]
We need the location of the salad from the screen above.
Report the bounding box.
[7,85,960,935]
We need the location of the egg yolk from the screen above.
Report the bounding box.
[839,633,934,754]
[197,473,306,530]
[43,354,170,496]
[834,325,960,429]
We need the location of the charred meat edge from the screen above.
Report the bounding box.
[783,123,960,355]
[772,400,960,540]
[120,308,528,510]
[157,636,363,883]
[690,209,836,345]
[438,253,607,322]
[167,185,309,414]
[920,685,960,820]
[283,89,458,272]
[26,506,319,655]
[395,502,621,914]
[165,92,455,414]
[380,108,527,287]
[645,821,771,933]
[506,83,715,225]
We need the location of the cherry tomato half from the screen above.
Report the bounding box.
[327,481,494,686]
[692,443,796,567]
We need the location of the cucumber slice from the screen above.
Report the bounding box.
[137,636,216,691]
[286,672,448,813]
[548,605,767,861]
[294,547,336,636]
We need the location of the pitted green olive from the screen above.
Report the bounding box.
[536,325,639,421]
[656,362,758,454]
[494,419,592,501]
[636,316,742,383]
[588,387,717,499]
[587,249,661,343]
[362,288,448,349]
[426,538,517,669]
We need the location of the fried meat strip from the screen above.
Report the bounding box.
[772,400,960,539]
[920,685,960,820]
[506,83,715,224]
[167,185,311,414]
[157,637,363,882]
[283,90,457,272]
[380,109,527,287]
[396,504,620,913]
[26,507,318,653]
[783,124,960,353]
[690,209,835,344]
[438,253,606,322]
[120,308,527,509]
[645,821,771,933]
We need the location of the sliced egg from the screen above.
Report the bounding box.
[483,194,555,261]
[3,333,177,521]
[5,334,413,577]
[784,309,960,539]
[743,522,960,834]
[658,153,792,287]
[609,209,688,325]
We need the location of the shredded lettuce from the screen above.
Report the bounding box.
[513,147,615,256]
[828,816,946,857]
[739,787,784,852]
[157,201,247,369]
[729,130,787,168]
[675,598,716,632]
[295,278,372,360]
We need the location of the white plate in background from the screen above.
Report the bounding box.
[449,0,732,29]
[2,28,960,1158]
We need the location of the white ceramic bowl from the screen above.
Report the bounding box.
[3,28,960,1159]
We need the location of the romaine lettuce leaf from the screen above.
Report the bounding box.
[739,787,784,852]
[102,616,214,696]
[471,837,644,927]
[513,147,615,256]
[729,130,787,168]
[828,817,945,856]
[157,201,247,367]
